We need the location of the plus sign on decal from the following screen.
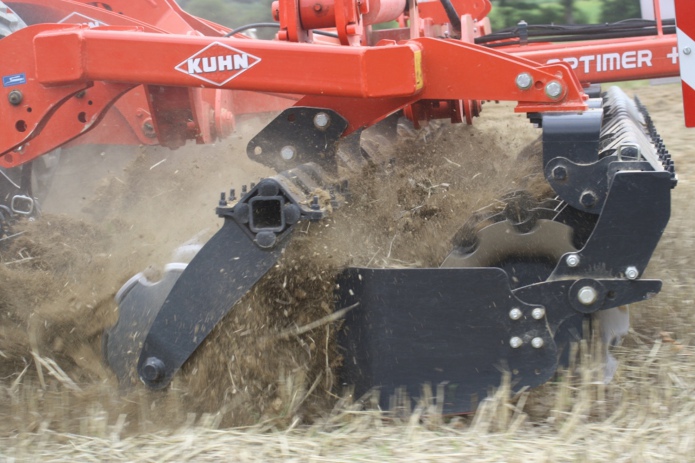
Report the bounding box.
[667,46,679,65]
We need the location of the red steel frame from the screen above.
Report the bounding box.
[0,0,690,169]
[674,0,695,127]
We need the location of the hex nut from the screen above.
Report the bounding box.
[566,254,580,267]
[545,81,563,99]
[625,266,639,280]
[313,112,330,129]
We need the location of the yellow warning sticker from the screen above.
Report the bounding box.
[414,50,423,90]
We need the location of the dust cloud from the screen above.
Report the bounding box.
[0,103,541,433]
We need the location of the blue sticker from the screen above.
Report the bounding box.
[3,73,26,87]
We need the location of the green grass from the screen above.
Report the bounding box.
[575,0,603,23]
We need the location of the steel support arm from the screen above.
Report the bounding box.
[2,24,588,165]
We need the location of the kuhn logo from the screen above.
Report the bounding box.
[175,42,260,86]
[58,12,108,28]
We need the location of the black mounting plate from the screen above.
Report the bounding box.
[336,267,557,414]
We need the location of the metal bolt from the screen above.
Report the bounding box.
[580,190,597,208]
[532,307,545,320]
[552,166,567,181]
[566,254,580,267]
[577,286,598,306]
[255,230,277,249]
[7,90,22,106]
[142,121,156,138]
[313,111,330,129]
[625,266,639,280]
[142,357,165,382]
[280,145,296,161]
[515,72,533,90]
[545,81,563,99]
[510,337,523,348]
[509,308,522,320]
[531,337,544,348]
[684,47,692,55]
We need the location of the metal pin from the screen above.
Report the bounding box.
[577,286,598,306]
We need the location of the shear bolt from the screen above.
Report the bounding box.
[509,308,522,320]
[531,337,544,348]
[532,307,545,320]
[566,254,580,267]
[625,266,639,280]
[577,286,598,306]
[515,73,533,90]
[545,81,563,99]
[509,337,523,348]
[313,112,331,129]
[280,145,296,161]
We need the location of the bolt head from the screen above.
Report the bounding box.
[7,90,22,106]
[255,230,277,248]
[142,357,165,382]
[552,166,567,181]
[531,307,545,320]
[515,72,533,90]
[509,308,522,320]
[684,47,692,55]
[545,81,563,99]
[566,254,580,268]
[531,337,544,348]
[625,266,639,280]
[580,191,597,208]
[280,145,296,161]
[510,337,523,348]
[313,112,330,129]
[577,286,598,306]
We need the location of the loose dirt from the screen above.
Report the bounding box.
[0,101,543,432]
